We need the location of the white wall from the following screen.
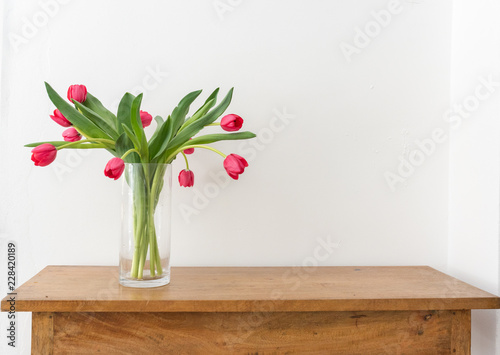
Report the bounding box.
[448,0,500,354]
[7,0,499,354]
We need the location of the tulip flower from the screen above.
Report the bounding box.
[183,138,194,155]
[62,127,82,142]
[178,169,194,187]
[67,84,87,103]
[50,109,72,127]
[104,157,125,180]
[140,110,153,128]
[31,144,57,167]
[220,114,243,132]
[223,154,248,180]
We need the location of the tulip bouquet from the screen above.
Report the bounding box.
[27,83,255,281]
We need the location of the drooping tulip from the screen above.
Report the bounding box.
[223,154,248,180]
[178,169,194,187]
[183,138,194,155]
[220,114,243,132]
[62,127,82,142]
[140,110,153,128]
[104,158,125,180]
[31,144,57,167]
[67,84,87,103]
[50,109,72,127]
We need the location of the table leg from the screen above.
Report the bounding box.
[450,310,471,355]
[32,312,54,355]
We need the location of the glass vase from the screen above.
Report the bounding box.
[119,163,172,288]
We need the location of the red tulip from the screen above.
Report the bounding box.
[62,127,82,142]
[178,169,194,187]
[183,138,194,155]
[220,114,243,132]
[104,158,125,180]
[50,109,72,127]
[140,110,153,128]
[31,144,57,167]
[223,154,248,180]
[67,84,87,103]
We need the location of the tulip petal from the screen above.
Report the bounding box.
[31,144,57,167]
[140,110,153,128]
[104,158,125,180]
[221,114,244,132]
[67,84,87,103]
[178,169,194,187]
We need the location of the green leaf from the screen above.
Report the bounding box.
[186,132,256,146]
[115,133,140,163]
[150,115,165,143]
[115,133,129,156]
[130,94,145,143]
[45,82,111,139]
[149,115,174,159]
[170,90,202,134]
[192,88,219,117]
[180,98,215,131]
[122,124,141,149]
[81,93,117,130]
[154,115,164,127]
[25,141,68,148]
[73,101,119,140]
[163,88,234,161]
[24,140,108,149]
[25,141,81,148]
[129,94,149,160]
[117,93,135,135]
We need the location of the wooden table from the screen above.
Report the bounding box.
[2,266,499,354]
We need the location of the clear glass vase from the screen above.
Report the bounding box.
[119,163,172,288]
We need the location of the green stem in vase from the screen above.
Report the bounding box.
[132,163,167,280]
[137,165,150,279]
[130,169,146,279]
[148,186,157,277]
[142,164,155,278]
[149,165,166,275]
[130,208,140,278]
[132,205,146,278]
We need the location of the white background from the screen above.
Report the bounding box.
[0,0,498,353]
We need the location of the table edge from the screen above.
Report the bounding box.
[3,297,500,313]
[3,265,500,313]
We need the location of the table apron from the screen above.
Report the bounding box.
[31,309,471,355]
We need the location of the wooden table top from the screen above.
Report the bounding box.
[2,266,499,313]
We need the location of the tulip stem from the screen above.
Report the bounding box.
[206,123,220,126]
[149,166,164,275]
[58,143,107,149]
[164,145,226,163]
[181,152,190,170]
[121,149,141,160]
[57,138,115,150]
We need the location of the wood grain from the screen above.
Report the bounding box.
[2,266,499,313]
[52,310,458,354]
[32,312,54,355]
[450,310,471,355]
